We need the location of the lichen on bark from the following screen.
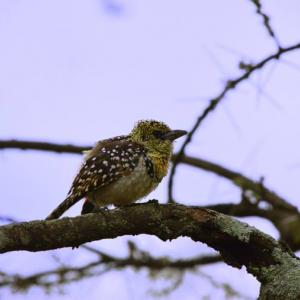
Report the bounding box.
[0,202,300,299]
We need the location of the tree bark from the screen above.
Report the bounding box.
[0,202,299,299]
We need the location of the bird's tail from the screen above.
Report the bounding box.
[46,195,80,220]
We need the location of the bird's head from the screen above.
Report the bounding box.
[130,120,187,156]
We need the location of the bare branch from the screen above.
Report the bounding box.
[1,139,300,250]
[0,260,105,290]
[178,155,297,212]
[0,203,299,297]
[82,245,222,270]
[0,202,298,272]
[0,247,220,291]
[0,140,90,154]
[0,202,300,297]
[168,41,300,202]
[249,0,281,47]
[204,202,272,219]
[0,139,295,210]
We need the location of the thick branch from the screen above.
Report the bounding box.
[179,156,300,250]
[0,202,299,299]
[2,139,299,250]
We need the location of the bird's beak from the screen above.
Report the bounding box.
[162,129,187,141]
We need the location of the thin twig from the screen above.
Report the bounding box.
[249,0,281,47]
[0,246,220,290]
[167,42,300,202]
[0,253,220,290]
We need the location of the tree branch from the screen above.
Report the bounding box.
[249,0,281,47]
[0,140,90,154]
[167,41,300,202]
[0,201,300,299]
[0,139,295,211]
[178,155,297,212]
[1,139,300,250]
[0,202,283,260]
[0,247,221,291]
[178,156,300,250]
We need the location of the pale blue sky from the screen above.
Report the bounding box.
[1,0,300,299]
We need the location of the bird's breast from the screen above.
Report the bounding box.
[89,156,159,206]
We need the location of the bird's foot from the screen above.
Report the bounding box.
[147,199,159,204]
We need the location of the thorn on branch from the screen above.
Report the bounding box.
[239,61,254,71]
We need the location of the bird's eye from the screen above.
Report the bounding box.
[142,134,150,141]
[153,130,163,139]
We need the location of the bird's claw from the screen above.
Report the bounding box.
[147,199,159,204]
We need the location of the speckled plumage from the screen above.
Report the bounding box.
[89,156,158,206]
[46,120,186,220]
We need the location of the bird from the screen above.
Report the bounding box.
[46,120,187,220]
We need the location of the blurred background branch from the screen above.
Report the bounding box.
[0,243,220,292]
